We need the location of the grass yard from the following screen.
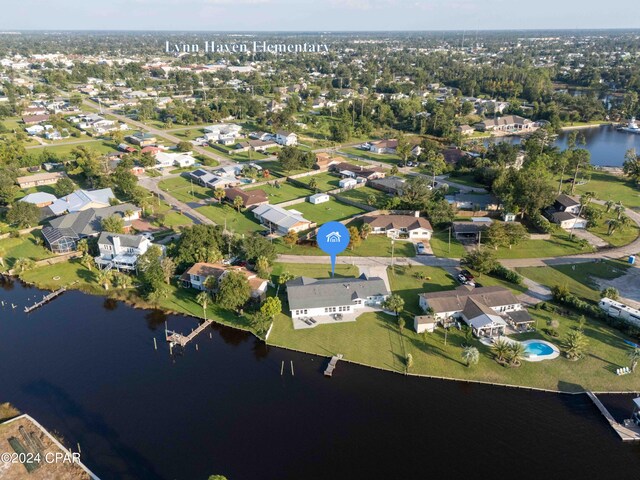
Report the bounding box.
[445,173,487,189]
[489,232,595,259]
[286,198,365,224]
[258,160,308,177]
[387,265,458,314]
[294,172,341,192]
[430,231,466,258]
[271,262,359,282]
[27,140,117,157]
[586,203,640,247]
[274,232,416,258]
[569,171,640,210]
[158,176,213,204]
[517,260,629,302]
[268,301,640,391]
[196,204,264,234]
[334,185,387,207]
[339,146,402,165]
[246,182,311,204]
[0,233,53,268]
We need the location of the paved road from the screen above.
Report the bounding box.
[276,254,459,268]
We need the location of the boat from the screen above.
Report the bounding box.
[619,118,640,134]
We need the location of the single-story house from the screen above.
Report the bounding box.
[19,192,57,208]
[446,193,502,211]
[16,171,67,189]
[369,139,398,154]
[419,285,532,337]
[369,176,406,195]
[362,214,433,239]
[275,131,298,146]
[550,211,588,229]
[22,114,50,125]
[331,162,387,181]
[41,203,141,254]
[339,178,358,189]
[286,275,390,325]
[126,132,157,147]
[476,115,534,132]
[155,152,196,169]
[252,204,314,234]
[94,232,153,271]
[314,152,342,170]
[233,139,278,153]
[25,125,45,135]
[224,188,269,209]
[181,262,268,301]
[452,221,491,241]
[309,193,330,204]
[46,188,115,216]
[457,125,475,135]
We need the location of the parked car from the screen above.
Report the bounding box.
[460,269,475,280]
[398,162,405,167]
[407,161,414,167]
[416,242,426,255]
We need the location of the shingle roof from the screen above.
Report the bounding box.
[98,232,146,249]
[48,203,140,237]
[420,286,520,314]
[225,187,268,206]
[363,215,432,232]
[253,204,310,229]
[555,194,580,209]
[286,275,389,310]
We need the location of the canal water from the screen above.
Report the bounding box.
[485,125,640,167]
[1,280,640,480]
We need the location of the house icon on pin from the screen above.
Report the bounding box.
[326,231,341,243]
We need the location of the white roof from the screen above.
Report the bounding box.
[49,188,115,215]
[467,313,507,330]
[20,192,57,204]
[471,217,493,223]
[309,193,329,200]
[253,204,310,229]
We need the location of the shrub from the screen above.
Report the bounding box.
[490,264,523,285]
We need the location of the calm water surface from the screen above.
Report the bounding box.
[1,279,640,480]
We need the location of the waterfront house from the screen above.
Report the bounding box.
[252,204,314,234]
[286,275,390,326]
[42,203,141,254]
[16,171,67,189]
[475,115,534,132]
[418,285,532,336]
[224,187,269,209]
[181,262,268,301]
[94,232,153,271]
[362,213,433,239]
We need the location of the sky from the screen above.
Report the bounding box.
[1,0,639,31]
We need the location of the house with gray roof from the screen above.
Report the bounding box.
[95,232,153,271]
[286,275,390,328]
[41,203,141,253]
[253,204,314,234]
[418,285,532,337]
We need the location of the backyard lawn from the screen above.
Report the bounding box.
[444,173,487,189]
[294,172,341,192]
[339,147,402,165]
[517,260,630,302]
[0,233,54,268]
[286,198,365,224]
[196,204,264,234]
[334,185,387,207]
[572,172,640,210]
[430,231,466,258]
[275,233,416,258]
[586,203,640,247]
[158,176,213,204]
[387,265,458,314]
[271,262,359,282]
[247,182,311,204]
[28,140,118,157]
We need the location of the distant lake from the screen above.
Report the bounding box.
[2,279,640,480]
[485,125,640,167]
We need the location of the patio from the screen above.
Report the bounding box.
[292,306,383,330]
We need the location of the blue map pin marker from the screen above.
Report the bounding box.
[317,221,350,277]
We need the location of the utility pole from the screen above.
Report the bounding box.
[478,230,482,247]
[448,227,451,254]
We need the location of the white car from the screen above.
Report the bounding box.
[416,242,426,255]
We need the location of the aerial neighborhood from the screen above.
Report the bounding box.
[0,30,640,402]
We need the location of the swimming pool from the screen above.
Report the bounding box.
[521,340,560,361]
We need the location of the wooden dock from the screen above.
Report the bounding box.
[24,284,71,313]
[586,391,640,441]
[165,319,213,348]
[324,354,343,377]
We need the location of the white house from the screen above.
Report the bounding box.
[25,125,45,135]
[419,285,533,337]
[550,211,588,229]
[253,204,314,234]
[155,152,197,169]
[362,214,433,239]
[286,275,390,327]
[94,232,153,272]
[309,193,330,204]
[339,178,358,189]
[275,131,298,146]
[599,298,640,329]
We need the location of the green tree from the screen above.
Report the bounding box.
[13,258,35,273]
[462,346,480,367]
[196,290,211,319]
[214,188,226,203]
[216,271,251,311]
[563,330,588,360]
[283,230,298,249]
[506,342,526,367]
[6,202,40,228]
[96,269,112,290]
[461,248,497,274]
[629,348,640,372]
[233,195,244,212]
[255,255,272,279]
[348,225,361,250]
[491,338,511,364]
[406,353,414,370]
[360,223,371,239]
[623,148,640,184]
[0,168,19,205]
[260,296,282,321]
[308,177,318,191]
[241,234,276,264]
[54,177,76,197]
[601,287,619,300]
[176,141,192,152]
[101,215,124,234]
[383,294,405,316]
[276,271,295,295]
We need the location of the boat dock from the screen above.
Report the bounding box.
[586,391,640,441]
[23,283,74,313]
[324,354,343,377]
[165,319,213,348]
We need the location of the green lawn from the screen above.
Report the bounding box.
[268,301,640,392]
[285,198,365,225]
[196,204,264,234]
[334,185,387,207]
[27,140,117,157]
[258,161,309,177]
[271,262,359,282]
[0,233,54,268]
[387,265,457,315]
[294,172,341,192]
[517,260,630,302]
[570,172,640,210]
[586,203,640,247]
[445,173,488,189]
[488,232,596,259]
[339,147,402,165]
[430,231,466,258]
[246,182,311,204]
[274,232,416,258]
[158,176,213,204]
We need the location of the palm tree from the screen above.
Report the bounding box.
[360,223,372,239]
[196,291,210,320]
[113,272,132,289]
[581,191,596,206]
[276,271,295,295]
[213,188,225,203]
[233,195,244,212]
[605,200,615,212]
[607,219,621,236]
[96,269,112,290]
[462,346,480,367]
[614,202,625,220]
[383,294,405,317]
[619,214,632,231]
[13,258,35,273]
[563,330,588,360]
[491,338,510,364]
[308,177,318,191]
[629,348,640,372]
[506,342,526,367]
